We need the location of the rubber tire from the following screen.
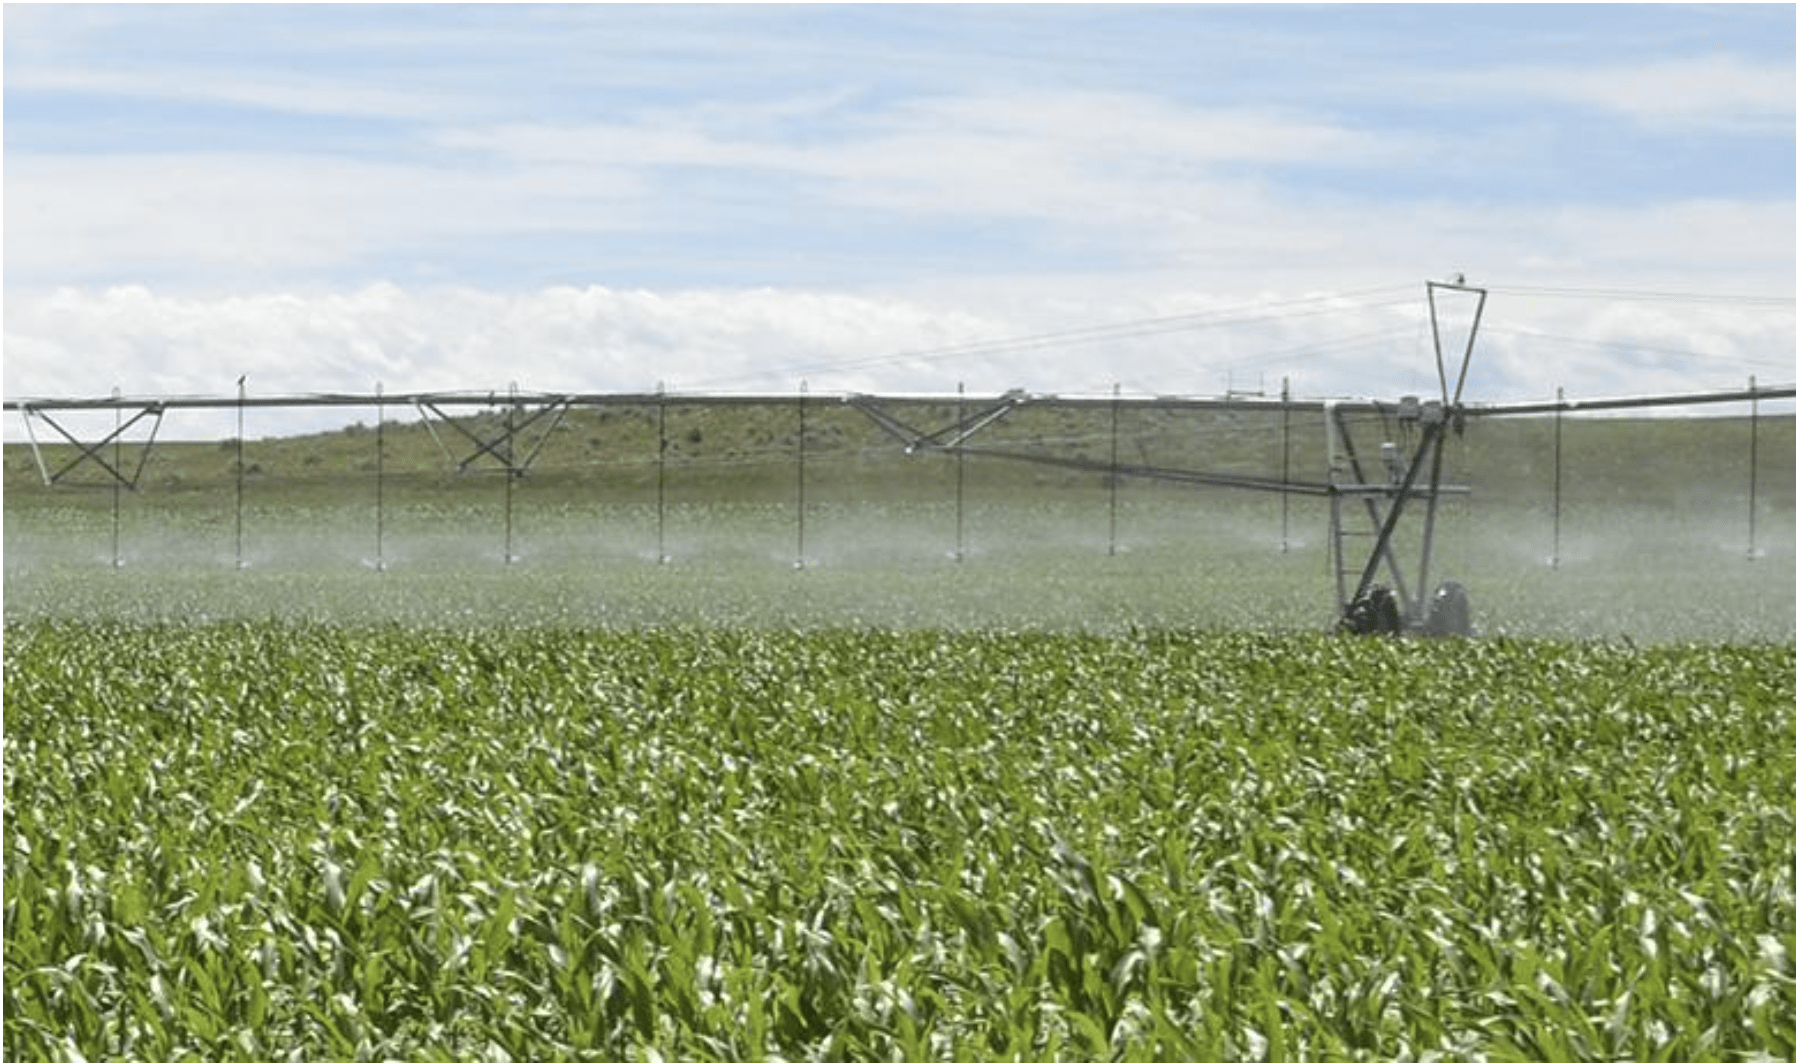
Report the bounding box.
[1340,585,1403,635]
[1425,581,1471,637]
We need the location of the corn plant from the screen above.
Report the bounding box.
[5,622,1793,1061]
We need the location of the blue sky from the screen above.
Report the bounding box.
[4,3,1793,435]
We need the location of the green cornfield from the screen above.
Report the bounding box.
[4,622,1793,1061]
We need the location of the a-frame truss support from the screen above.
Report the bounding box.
[1328,279,1485,633]
[1327,399,1472,629]
[415,393,574,475]
[847,389,1031,452]
[848,389,1343,494]
[18,402,167,489]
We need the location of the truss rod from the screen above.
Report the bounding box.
[28,405,167,488]
[948,445,1339,496]
[19,406,50,485]
[1349,421,1445,611]
[416,397,573,473]
[843,396,934,448]
[845,391,1031,452]
[934,442,1467,499]
[1330,404,1412,608]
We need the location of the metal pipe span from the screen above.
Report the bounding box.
[6,383,1791,415]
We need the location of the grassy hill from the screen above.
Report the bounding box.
[7,400,1791,515]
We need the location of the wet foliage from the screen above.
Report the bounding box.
[5,623,1793,1061]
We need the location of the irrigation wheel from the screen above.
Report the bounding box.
[1424,581,1472,637]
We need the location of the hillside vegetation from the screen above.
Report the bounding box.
[7,402,1790,514]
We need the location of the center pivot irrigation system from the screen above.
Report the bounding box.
[8,280,1794,635]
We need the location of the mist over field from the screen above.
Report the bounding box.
[5,403,1791,642]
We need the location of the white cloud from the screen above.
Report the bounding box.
[437,88,1397,226]
[2,284,1009,438]
[6,279,1787,443]
[874,92,1385,168]
[3,152,649,286]
[1495,199,1798,289]
[6,65,460,123]
[2,87,1407,290]
[1464,54,1794,133]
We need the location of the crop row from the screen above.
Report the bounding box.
[4,623,1793,1060]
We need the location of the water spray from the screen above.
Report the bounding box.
[1108,382,1120,558]
[795,379,808,571]
[235,375,247,570]
[1748,374,1759,562]
[955,382,966,563]
[505,381,519,565]
[375,381,388,573]
[1280,376,1292,555]
[1551,385,1563,569]
[657,381,671,565]
[112,387,123,569]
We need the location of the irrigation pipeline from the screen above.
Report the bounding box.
[1461,386,1795,417]
[8,382,1793,417]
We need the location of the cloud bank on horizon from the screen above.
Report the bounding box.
[5,4,1793,437]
